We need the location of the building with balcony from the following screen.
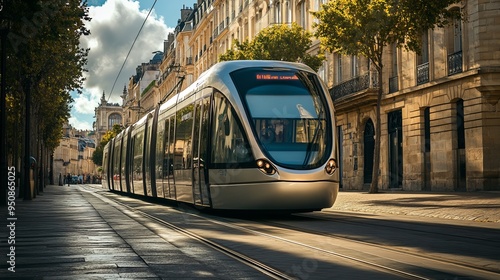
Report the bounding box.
[122,52,164,126]
[122,0,499,192]
[329,0,500,191]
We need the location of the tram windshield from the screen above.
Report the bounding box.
[231,67,331,169]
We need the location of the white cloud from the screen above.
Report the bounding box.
[72,0,172,129]
[82,0,171,100]
[68,116,93,131]
[74,89,101,114]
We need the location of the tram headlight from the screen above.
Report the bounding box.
[325,159,338,175]
[256,159,276,175]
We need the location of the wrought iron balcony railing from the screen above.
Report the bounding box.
[213,27,219,39]
[330,71,379,101]
[417,62,429,85]
[448,50,463,76]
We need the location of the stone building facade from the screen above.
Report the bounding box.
[122,52,164,126]
[52,123,98,181]
[330,0,500,191]
[124,0,499,192]
[94,92,123,142]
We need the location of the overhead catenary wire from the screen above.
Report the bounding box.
[107,0,157,103]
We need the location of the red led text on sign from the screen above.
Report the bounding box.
[256,74,299,80]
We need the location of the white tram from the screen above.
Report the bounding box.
[102,60,339,211]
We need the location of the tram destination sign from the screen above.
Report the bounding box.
[255,73,299,80]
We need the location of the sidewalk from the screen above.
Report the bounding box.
[0,184,270,279]
[329,190,500,223]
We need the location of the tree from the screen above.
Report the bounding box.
[92,124,123,166]
[219,39,253,61]
[219,22,324,71]
[312,0,461,193]
[2,0,90,198]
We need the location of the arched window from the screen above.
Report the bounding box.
[108,113,122,128]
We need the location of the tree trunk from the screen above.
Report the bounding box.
[23,79,32,200]
[50,152,54,185]
[369,68,383,193]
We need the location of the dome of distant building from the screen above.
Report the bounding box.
[151,51,163,64]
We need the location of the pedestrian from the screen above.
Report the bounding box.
[66,173,71,186]
[58,173,63,186]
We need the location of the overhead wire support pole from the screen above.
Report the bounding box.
[160,75,185,105]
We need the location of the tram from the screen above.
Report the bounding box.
[102,60,339,211]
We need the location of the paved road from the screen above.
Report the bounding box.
[1,184,499,279]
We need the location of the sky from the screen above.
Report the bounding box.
[70,0,195,130]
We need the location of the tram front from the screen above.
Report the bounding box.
[209,64,339,211]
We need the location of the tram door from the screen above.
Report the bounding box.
[192,95,211,206]
[166,116,176,198]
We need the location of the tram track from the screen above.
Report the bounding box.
[244,214,500,277]
[197,214,432,280]
[84,187,292,280]
[87,186,500,279]
[205,214,500,279]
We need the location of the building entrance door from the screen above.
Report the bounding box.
[388,110,403,188]
[363,119,375,184]
[455,100,466,191]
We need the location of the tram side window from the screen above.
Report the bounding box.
[212,91,254,167]
[155,119,165,179]
[166,116,175,175]
[113,142,120,181]
[120,137,128,180]
[132,131,144,182]
[175,104,194,170]
[102,148,108,181]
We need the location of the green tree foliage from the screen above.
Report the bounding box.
[219,23,324,71]
[92,124,123,166]
[312,0,461,193]
[3,0,90,167]
[219,39,253,61]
